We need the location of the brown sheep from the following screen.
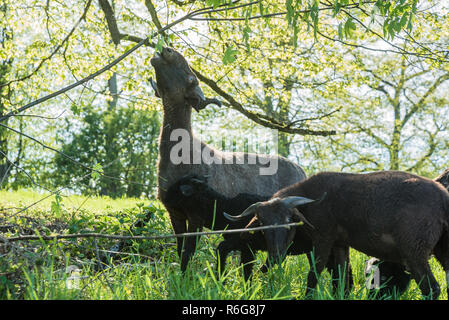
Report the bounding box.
[150,47,306,272]
[166,174,353,290]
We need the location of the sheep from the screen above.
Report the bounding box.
[364,168,449,297]
[166,174,354,290]
[228,171,449,299]
[150,47,306,272]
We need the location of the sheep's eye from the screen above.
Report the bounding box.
[187,75,197,85]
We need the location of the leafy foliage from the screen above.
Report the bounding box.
[54,105,160,198]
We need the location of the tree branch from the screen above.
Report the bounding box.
[98,0,121,45]
[401,72,449,128]
[192,67,336,136]
[144,0,164,33]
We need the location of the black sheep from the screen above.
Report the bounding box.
[230,171,449,299]
[165,174,354,290]
[366,168,449,298]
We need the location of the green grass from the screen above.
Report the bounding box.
[0,189,145,214]
[0,189,447,300]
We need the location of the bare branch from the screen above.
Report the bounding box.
[98,0,121,45]
[192,67,336,136]
[402,72,449,128]
[144,0,164,33]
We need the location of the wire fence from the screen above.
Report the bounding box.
[0,222,301,243]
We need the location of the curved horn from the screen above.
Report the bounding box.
[281,196,317,208]
[281,192,327,209]
[223,202,263,222]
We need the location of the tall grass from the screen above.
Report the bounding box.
[1,189,447,300]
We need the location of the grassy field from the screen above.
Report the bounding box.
[0,189,447,300]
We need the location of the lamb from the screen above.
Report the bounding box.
[166,174,354,289]
[228,171,449,299]
[150,47,306,272]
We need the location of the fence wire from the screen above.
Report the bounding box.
[1,222,302,243]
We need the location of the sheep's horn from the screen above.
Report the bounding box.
[223,202,263,221]
[280,196,317,208]
[149,77,160,98]
[280,192,327,209]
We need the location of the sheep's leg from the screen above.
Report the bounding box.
[305,244,332,297]
[168,213,187,263]
[216,239,236,278]
[433,231,449,299]
[241,246,257,281]
[180,223,202,273]
[326,246,353,294]
[408,261,440,300]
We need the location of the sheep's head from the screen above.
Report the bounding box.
[150,47,221,112]
[163,174,209,208]
[224,195,323,264]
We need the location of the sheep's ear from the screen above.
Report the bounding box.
[291,208,314,229]
[245,215,260,229]
[149,77,160,98]
[179,184,194,197]
[241,216,260,240]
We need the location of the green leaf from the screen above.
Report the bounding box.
[155,36,165,53]
[222,45,238,65]
[92,163,104,180]
[206,0,221,9]
[337,22,343,40]
[399,12,408,28]
[51,193,63,218]
[333,0,342,17]
[344,17,357,38]
[243,25,251,50]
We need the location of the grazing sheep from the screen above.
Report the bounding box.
[150,47,306,272]
[167,174,354,289]
[230,171,449,299]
